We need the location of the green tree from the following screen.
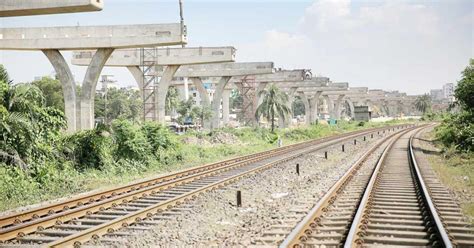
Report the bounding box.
[255,84,291,132]
[95,88,142,124]
[436,59,474,152]
[191,105,213,127]
[0,65,66,169]
[414,94,432,114]
[32,77,64,111]
[454,58,474,111]
[292,96,305,116]
[165,86,180,118]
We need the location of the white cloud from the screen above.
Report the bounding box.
[239,0,471,94]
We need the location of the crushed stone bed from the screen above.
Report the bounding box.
[89,133,389,247]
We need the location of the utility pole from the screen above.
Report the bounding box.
[179,0,185,48]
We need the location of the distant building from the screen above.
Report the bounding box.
[442,83,455,102]
[430,89,444,101]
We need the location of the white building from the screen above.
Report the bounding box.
[442,83,455,101]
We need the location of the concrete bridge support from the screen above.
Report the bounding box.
[191,77,211,129]
[309,91,322,124]
[299,93,311,125]
[211,77,231,129]
[222,89,231,126]
[333,95,345,120]
[280,87,297,128]
[43,50,77,133]
[80,48,115,130]
[156,65,180,124]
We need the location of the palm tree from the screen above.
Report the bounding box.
[415,94,432,114]
[255,84,291,132]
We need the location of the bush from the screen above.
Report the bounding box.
[112,120,152,162]
[62,127,113,171]
[436,112,474,152]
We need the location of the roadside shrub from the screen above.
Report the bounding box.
[436,112,474,152]
[62,127,113,170]
[112,120,152,162]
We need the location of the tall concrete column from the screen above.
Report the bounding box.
[43,49,77,133]
[222,89,231,126]
[333,94,345,120]
[156,65,180,124]
[281,87,297,128]
[183,77,189,100]
[80,48,114,130]
[347,99,355,118]
[127,66,143,92]
[324,95,334,119]
[309,91,322,124]
[211,76,231,129]
[191,77,211,129]
[299,92,311,125]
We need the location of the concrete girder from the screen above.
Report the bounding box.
[80,48,115,130]
[42,50,77,133]
[72,47,236,66]
[0,0,103,17]
[0,24,186,50]
[230,69,310,84]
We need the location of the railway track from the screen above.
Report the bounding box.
[0,125,408,247]
[280,125,474,247]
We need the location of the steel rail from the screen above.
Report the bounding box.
[279,125,413,248]
[344,126,452,247]
[0,125,409,243]
[0,125,402,229]
[46,127,372,247]
[409,127,453,247]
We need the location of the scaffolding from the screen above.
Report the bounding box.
[237,76,258,125]
[140,48,159,122]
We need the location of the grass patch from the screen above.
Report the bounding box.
[427,132,474,222]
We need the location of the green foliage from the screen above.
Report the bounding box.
[0,71,66,168]
[455,59,474,111]
[62,128,113,170]
[415,94,432,114]
[33,76,64,111]
[292,96,305,116]
[255,84,291,132]
[95,88,142,124]
[112,120,152,162]
[436,59,474,152]
[165,86,180,116]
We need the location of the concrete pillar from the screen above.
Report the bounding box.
[347,99,355,118]
[80,48,114,130]
[42,49,77,133]
[300,92,311,125]
[334,94,345,120]
[324,95,334,119]
[281,87,297,128]
[309,91,322,124]
[127,66,143,92]
[222,89,231,125]
[211,76,231,129]
[191,77,211,129]
[183,77,189,100]
[156,65,180,124]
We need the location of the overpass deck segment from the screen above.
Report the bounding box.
[0,0,103,17]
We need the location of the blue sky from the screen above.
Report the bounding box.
[0,0,472,94]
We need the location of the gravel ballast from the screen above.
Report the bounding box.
[92,132,393,248]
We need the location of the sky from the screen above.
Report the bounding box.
[0,0,472,95]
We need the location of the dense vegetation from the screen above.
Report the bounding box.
[435,59,474,152]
